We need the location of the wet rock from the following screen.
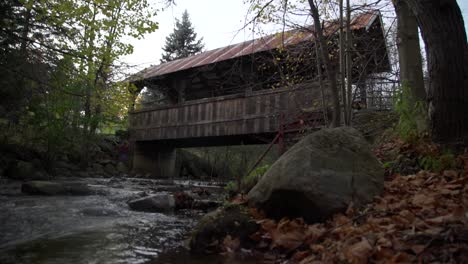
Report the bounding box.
[248,127,384,223]
[191,200,222,211]
[21,181,94,195]
[116,162,128,174]
[190,204,258,254]
[104,163,117,175]
[78,171,89,178]
[99,159,114,165]
[92,163,105,174]
[127,194,175,212]
[177,150,218,178]
[55,160,78,171]
[6,160,48,180]
[174,191,194,209]
[192,187,211,197]
[32,171,50,180]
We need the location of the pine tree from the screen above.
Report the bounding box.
[160,10,204,63]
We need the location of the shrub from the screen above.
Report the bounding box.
[393,83,428,142]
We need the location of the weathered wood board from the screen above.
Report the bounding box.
[130,83,326,142]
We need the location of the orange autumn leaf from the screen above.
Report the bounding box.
[344,238,373,264]
[222,235,240,252]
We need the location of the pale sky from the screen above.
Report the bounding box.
[121,0,262,74]
[121,0,468,75]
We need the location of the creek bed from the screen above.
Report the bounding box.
[0,177,235,264]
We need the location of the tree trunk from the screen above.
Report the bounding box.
[345,0,352,124]
[394,0,426,101]
[404,0,468,145]
[308,0,341,127]
[339,0,347,125]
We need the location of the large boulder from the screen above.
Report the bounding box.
[127,194,175,212]
[21,181,94,195]
[248,127,384,223]
[6,160,49,180]
[189,204,258,254]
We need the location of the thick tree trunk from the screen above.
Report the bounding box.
[404,0,468,145]
[394,0,428,133]
[308,0,341,127]
[394,0,426,101]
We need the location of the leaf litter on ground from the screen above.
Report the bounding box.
[222,142,468,263]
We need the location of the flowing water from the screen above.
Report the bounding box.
[0,177,242,264]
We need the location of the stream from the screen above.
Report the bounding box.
[0,177,239,264]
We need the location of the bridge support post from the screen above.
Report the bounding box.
[132,141,177,178]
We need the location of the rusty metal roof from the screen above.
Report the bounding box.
[132,11,379,82]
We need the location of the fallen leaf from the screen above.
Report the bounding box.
[390,252,416,263]
[426,207,465,225]
[412,193,435,207]
[344,238,373,264]
[304,224,326,244]
[410,244,425,254]
[271,229,305,250]
[223,235,240,252]
[291,250,311,262]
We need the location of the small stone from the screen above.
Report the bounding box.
[127,194,175,212]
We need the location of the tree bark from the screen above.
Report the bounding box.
[394,0,426,102]
[308,0,341,127]
[345,0,352,124]
[339,0,347,125]
[404,0,468,145]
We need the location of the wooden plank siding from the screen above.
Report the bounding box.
[129,82,326,142]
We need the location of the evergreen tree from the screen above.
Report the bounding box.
[160,10,204,63]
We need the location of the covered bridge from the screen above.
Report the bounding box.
[128,11,390,177]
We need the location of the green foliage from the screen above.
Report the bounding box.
[244,164,270,190]
[419,151,456,173]
[0,0,159,164]
[393,83,428,142]
[160,10,204,63]
[224,181,238,195]
[225,164,271,196]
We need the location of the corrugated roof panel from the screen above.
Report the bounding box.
[131,11,380,82]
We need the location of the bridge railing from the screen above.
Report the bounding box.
[129,82,326,142]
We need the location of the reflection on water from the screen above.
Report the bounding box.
[0,178,235,264]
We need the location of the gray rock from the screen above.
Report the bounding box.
[104,163,116,175]
[55,168,73,178]
[55,160,73,169]
[127,194,175,212]
[21,181,94,195]
[77,171,89,178]
[189,204,258,254]
[248,127,384,223]
[92,163,105,174]
[32,171,50,180]
[99,159,114,165]
[191,199,222,211]
[6,160,42,180]
[116,162,128,173]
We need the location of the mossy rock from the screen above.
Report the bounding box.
[189,204,258,254]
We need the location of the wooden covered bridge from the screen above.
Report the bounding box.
[128,11,390,178]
